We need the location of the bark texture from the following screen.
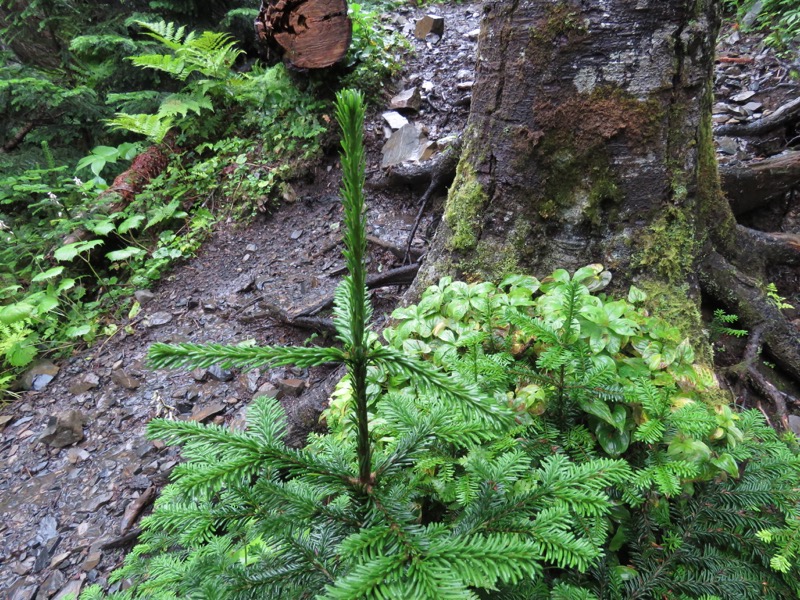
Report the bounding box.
[418,0,725,289]
[255,0,351,69]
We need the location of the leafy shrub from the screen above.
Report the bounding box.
[725,0,800,50]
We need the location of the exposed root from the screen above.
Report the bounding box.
[700,251,800,383]
[720,151,800,215]
[715,96,800,137]
[735,224,800,267]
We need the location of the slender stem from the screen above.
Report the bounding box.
[335,90,372,487]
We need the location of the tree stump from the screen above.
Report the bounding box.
[255,0,351,69]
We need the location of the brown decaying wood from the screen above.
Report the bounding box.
[59,144,170,248]
[720,151,800,215]
[255,0,351,69]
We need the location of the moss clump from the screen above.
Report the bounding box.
[527,3,588,66]
[444,161,487,251]
[635,205,697,284]
[638,279,712,365]
[458,217,531,282]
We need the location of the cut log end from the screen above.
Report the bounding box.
[256,0,352,69]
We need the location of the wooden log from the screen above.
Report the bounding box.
[255,0,351,69]
[720,151,800,215]
[59,144,170,248]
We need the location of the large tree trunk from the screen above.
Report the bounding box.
[416,0,800,386]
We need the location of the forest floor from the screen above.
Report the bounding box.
[2,4,799,598]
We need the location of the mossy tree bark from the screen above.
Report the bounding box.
[416,0,800,391]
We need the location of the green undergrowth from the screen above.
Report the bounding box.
[80,92,800,600]
[724,0,800,54]
[0,4,408,396]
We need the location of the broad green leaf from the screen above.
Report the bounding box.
[56,278,76,293]
[628,285,647,303]
[106,247,146,261]
[36,295,59,314]
[117,214,146,234]
[7,339,37,367]
[595,421,630,457]
[54,240,103,261]
[87,220,116,236]
[65,323,92,338]
[572,263,604,283]
[579,397,615,427]
[0,302,35,324]
[711,453,739,478]
[31,266,64,282]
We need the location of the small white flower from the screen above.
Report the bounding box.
[58,212,63,218]
[47,192,57,200]
[73,177,83,186]
[0,220,7,231]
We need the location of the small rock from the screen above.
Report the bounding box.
[146,311,173,327]
[36,569,65,599]
[134,290,156,306]
[743,101,762,113]
[389,87,421,112]
[290,230,303,240]
[66,447,90,464]
[464,27,480,39]
[231,273,255,294]
[22,361,60,391]
[190,368,208,382]
[238,370,260,393]
[381,124,429,168]
[382,110,409,130]
[34,536,61,573]
[111,369,139,390]
[245,243,257,252]
[255,382,281,399]
[39,410,84,448]
[741,0,763,28]
[9,583,37,600]
[79,492,113,513]
[81,551,102,571]
[190,402,226,423]
[49,551,71,569]
[68,372,100,395]
[277,378,306,397]
[0,414,14,428]
[207,364,234,382]
[415,14,444,39]
[717,137,738,155]
[731,90,756,103]
[456,81,474,91]
[52,578,83,600]
[789,414,800,437]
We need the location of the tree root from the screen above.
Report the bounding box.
[1,121,35,153]
[715,96,800,137]
[700,251,800,385]
[726,325,792,429]
[720,151,800,215]
[735,224,800,268]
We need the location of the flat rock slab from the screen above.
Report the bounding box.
[39,410,85,448]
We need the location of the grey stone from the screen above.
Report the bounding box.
[381,124,429,168]
[277,378,306,397]
[743,101,762,113]
[245,243,257,252]
[52,579,83,600]
[190,402,226,423]
[68,372,100,395]
[9,584,38,600]
[39,411,84,448]
[79,492,113,513]
[741,0,763,28]
[389,88,421,112]
[731,90,756,103]
[111,369,139,390]
[382,110,409,130]
[255,382,281,399]
[133,290,156,306]
[146,311,173,327]
[35,569,64,599]
[290,230,303,240]
[415,14,444,39]
[22,361,60,391]
[717,137,738,155]
[208,364,234,382]
[789,414,800,437]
